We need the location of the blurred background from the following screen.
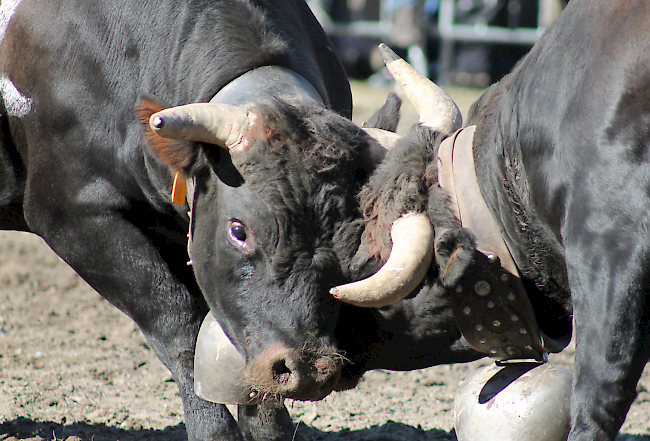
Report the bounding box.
[307,0,569,87]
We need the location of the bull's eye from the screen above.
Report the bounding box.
[229,221,248,244]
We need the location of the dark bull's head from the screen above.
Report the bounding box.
[136,49,463,405]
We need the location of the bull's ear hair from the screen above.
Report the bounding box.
[364,92,402,132]
[136,94,197,175]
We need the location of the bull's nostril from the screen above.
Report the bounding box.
[314,356,338,381]
[272,359,293,383]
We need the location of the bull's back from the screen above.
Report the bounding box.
[487,0,650,229]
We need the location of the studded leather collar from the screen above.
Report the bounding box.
[437,126,546,362]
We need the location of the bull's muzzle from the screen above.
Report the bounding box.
[243,342,341,404]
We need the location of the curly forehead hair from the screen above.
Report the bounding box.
[243,100,372,172]
[238,100,377,275]
[238,99,377,195]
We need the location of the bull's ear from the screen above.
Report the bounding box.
[364,92,402,132]
[136,94,197,175]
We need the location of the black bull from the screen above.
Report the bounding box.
[466,1,650,438]
[377,0,649,439]
[0,0,481,440]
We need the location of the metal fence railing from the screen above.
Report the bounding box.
[437,0,551,84]
[309,0,564,84]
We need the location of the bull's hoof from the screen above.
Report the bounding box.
[238,404,307,441]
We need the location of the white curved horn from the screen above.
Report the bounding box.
[330,213,434,308]
[363,128,401,151]
[378,43,462,135]
[149,103,251,150]
[363,127,402,163]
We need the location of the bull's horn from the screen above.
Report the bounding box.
[363,128,401,151]
[330,213,434,308]
[149,103,251,150]
[378,43,462,135]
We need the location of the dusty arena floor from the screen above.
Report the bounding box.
[0,81,649,440]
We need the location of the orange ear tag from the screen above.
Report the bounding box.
[171,172,187,206]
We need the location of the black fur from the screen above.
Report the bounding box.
[356,123,451,262]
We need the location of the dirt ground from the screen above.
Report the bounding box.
[0,81,649,441]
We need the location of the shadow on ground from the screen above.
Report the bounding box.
[298,421,650,441]
[0,418,186,441]
[1,418,648,441]
[298,421,454,441]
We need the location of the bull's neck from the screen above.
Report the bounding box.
[437,126,572,356]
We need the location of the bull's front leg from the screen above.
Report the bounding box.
[565,237,650,440]
[237,405,306,441]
